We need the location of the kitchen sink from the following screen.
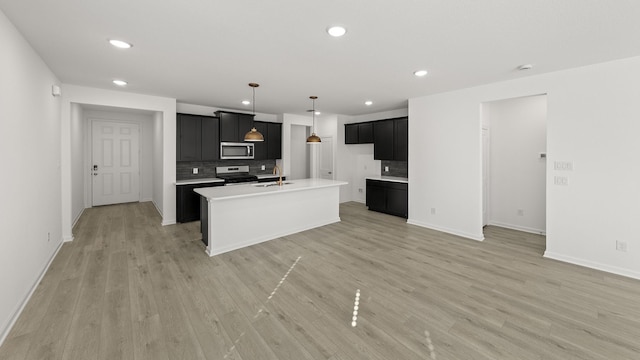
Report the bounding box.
[253,182,293,187]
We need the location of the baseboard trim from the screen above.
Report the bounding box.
[407,218,485,241]
[150,200,176,226]
[544,251,640,281]
[488,221,546,236]
[0,240,63,347]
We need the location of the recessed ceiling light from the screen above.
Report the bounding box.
[413,70,428,77]
[109,39,132,49]
[327,26,347,37]
[241,100,251,105]
[112,79,127,86]
[518,64,533,71]
[365,101,373,106]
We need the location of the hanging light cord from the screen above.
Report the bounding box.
[252,86,256,115]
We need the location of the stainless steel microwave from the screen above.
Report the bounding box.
[220,142,254,159]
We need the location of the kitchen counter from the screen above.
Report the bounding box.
[365,175,409,183]
[175,177,224,186]
[196,178,346,200]
[195,178,347,256]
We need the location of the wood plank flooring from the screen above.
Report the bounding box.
[1,201,640,359]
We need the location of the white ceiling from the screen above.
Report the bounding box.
[2,0,640,116]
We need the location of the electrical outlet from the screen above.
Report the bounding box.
[616,241,627,252]
[358,188,363,193]
[554,176,568,186]
[192,168,198,174]
[384,166,389,172]
[431,208,436,215]
[48,232,50,242]
[261,165,266,170]
[517,209,524,216]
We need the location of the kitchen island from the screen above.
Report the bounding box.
[195,178,348,256]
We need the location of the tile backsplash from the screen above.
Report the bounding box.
[177,159,277,180]
[381,160,408,178]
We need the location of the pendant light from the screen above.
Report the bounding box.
[306,96,321,144]
[243,83,264,142]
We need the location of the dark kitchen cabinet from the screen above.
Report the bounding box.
[372,117,408,161]
[217,111,255,142]
[177,114,219,161]
[177,114,201,161]
[394,117,408,161]
[201,116,220,160]
[345,122,374,144]
[252,121,268,160]
[267,122,282,159]
[345,123,359,144]
[177,182,223,223]
[253,121,282,160]
[366,179,408,218]
[373,119,395,160]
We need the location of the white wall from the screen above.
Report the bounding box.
[409,56,640,279]
[0,9,63,344]
[289,125,310,180]
[70,103,85,225]
[176,102,278,122]
[152,112,164,215]
[487,95,547,234]
[61,85,177,240]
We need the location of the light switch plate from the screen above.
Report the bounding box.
[192,168,198,174]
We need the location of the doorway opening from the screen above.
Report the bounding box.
[482,94,547,242]
[289,125,311,180]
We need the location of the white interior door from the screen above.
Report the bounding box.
[92,121,140,206]
[319,136,334,180]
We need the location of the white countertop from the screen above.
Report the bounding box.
[175,177,224,185]
[366,175,409,183]
[195,178,348,200]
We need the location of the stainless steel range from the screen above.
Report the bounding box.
[215,166,258,185]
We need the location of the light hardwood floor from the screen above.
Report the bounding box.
[1,201,640,359]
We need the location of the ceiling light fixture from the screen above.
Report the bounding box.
[243,83,264,142]
[241,100,250,105]
[413,70,428,77]
[306,96,321,144]
[327,26,347,37]
[109,39,132,49]
[518,64,533,71]
[365,100,373,106]
[112,79,127,86]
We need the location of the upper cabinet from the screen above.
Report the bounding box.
[348,117,406,161]
[253,121,282,160]
[177,114,220,161]
[217,111,255,142]
[345,122,373,144]
[373,119,395,160]
[393,117,408,161]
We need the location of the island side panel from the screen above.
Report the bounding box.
[206,185,340,256]
[200,195,209,247]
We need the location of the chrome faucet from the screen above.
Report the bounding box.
[273,165,283,186]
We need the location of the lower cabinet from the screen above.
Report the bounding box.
[177,183,223,223]
[366,179,408,218]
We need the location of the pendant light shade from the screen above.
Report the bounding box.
[306,96,321,144]
[244,83,264,142]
